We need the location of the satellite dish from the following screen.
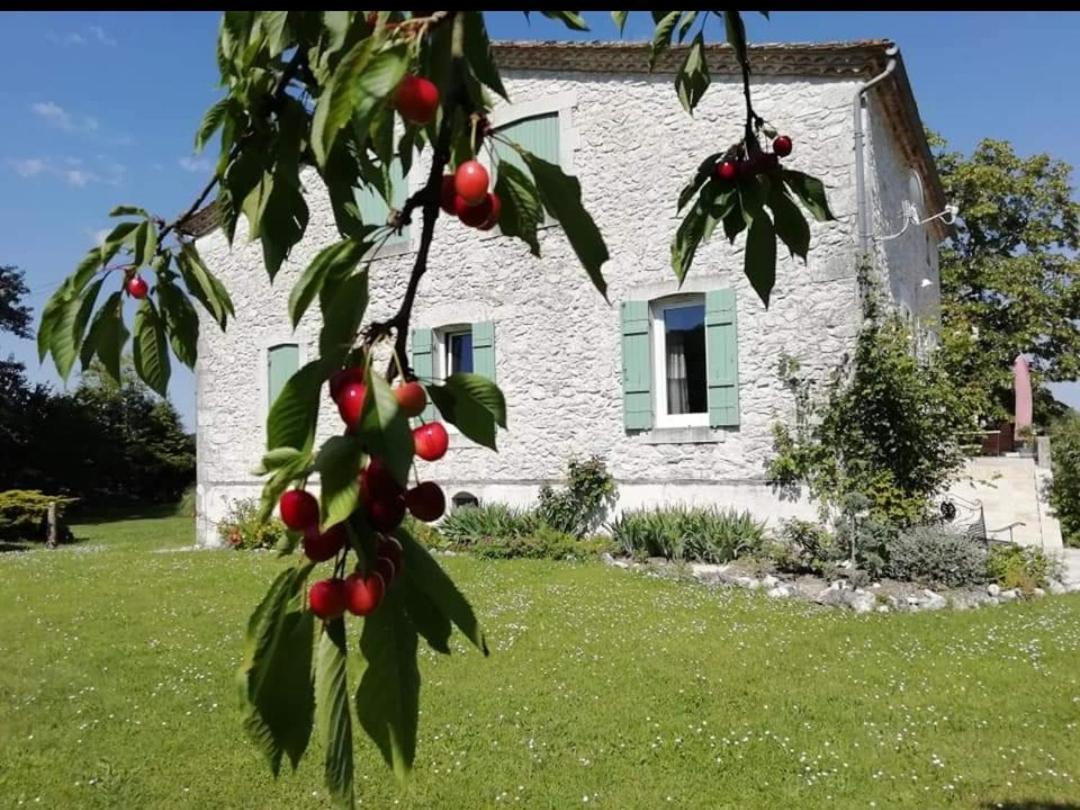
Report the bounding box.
[907,169,925,220]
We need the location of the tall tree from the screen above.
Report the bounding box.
[931,133,1080,424]
[0,264,32,339]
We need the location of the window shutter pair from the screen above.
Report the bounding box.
[619,290,739,431]
[410,321,496,424]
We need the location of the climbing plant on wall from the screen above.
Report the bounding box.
[38,11,834,806]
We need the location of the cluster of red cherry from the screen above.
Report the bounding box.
[714,135,793,182]
[278,367,448,620]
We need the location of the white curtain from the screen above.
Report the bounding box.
[667,332,690,414]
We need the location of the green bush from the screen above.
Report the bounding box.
[769,518,842,574]
[986,545,1063,592]
[536,456,616,537]
[175,485,197,518]
[438,503,540,547]
[403,516,450,551]
[470,524,615,561]
[0,490,79,542]
[217,498,289,550]
[885,526,987,588]
[611,505,767,563]
[1049,412,1080,547]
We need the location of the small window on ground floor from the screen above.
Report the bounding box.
[438,326,474,378]
[652,296,708,427]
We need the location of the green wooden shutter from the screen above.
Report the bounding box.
[267,343,299,410]
[410,328,436,422]
[706,290,740,427]
[472,321,496,381]
[493,113,560,225]
[620,301,652,431]
[356,158,408,245]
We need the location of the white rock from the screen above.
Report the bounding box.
[767,585,792,599]
[1000,589,1019,601]
[1033,587,1046,597]
[848,591,876,614]
[906,595,921,606]
[920,590,947,611]
[761,574,780,589]
[1048,580,1067,595]
[876,605,889,613]
[987,583,1001,597]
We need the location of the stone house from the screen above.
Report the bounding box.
[188,40,950,547]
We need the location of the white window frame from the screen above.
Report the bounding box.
[650,294,709,429]
[434,325,473,436]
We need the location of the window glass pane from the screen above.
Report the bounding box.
[663,305,707,415]
[268,344,299,409]
[447,331,473,375]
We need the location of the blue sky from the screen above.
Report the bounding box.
[4,11,1080,429]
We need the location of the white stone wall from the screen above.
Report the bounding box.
[194,68,932,546]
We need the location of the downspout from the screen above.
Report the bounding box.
[853,45,899,258]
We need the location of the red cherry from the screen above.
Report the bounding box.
[329,366,365,403]
[337,382,367,429]
[405,481,445,522]
[454,160,489,205]
[360,457,405,504]
[393,75,439,125]
[279,489,319,531]
[126,276,148,299]
[455,193,494,228]
[715,161,738,182]
[413,422,449,461]
[478,193,502,231]
[302,523,346,563]
[367,493,406,533]
[377,536,404,573]
[773,135,793,157]
[439,175,457,215]
[309,578,347,620]
[394,381,428,418]
[344,572,384,616]
[374,554,397,585]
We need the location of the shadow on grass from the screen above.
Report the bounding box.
[984,802,1080,809]
[71,503,190,525]
[0,534,92,552]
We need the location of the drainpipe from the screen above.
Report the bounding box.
[853,45,899,258]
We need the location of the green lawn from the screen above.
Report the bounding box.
[1,517,1078,809]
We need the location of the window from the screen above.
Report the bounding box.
[355,158,408,247]
[492,112,560,225]
[438,327,474,378]
[267,343,299,409]
[651,297,708,427]
[452,491,479,511]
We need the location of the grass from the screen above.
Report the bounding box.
[1,517,1079,808]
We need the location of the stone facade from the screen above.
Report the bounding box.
[193,43,943,546]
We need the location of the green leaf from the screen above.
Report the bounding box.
[723,201,747,244]
[194,98,230,153]
[254,447,307,476]
[156,280,200,368]
[356,586,419,781]
[239,564,316,776]
[259,175,309,280]
[493,163,543,257]
[426,373,506,451]
[521,151,609,300]
[313,435,365,532]
[358,370,413,486]
[675,33,710,115]
[267,360,325,452]
[703,188,737,242]
[677,152,723,213]
[611,10,629,35]
[50,275,105,380]
[672,195,708,284]
[767,186,811,261]
[177,242,235,330]
[101,221,141,264]
[319,269,369,364]
[87,292,127,382]
[314,618,355,808]
[724,11,749,71]
[109,205,149,218]
[745,210,777,308]
[132,297,171,396]
[131,221,159,268]
[257,454,313,525]
[289,239,367,328]
[260,10,290,57]
[540,11,589,31]
[396,527,488,655]
[462,11,508,100]
[677,10,700,43]
[649,11,681,71]
[782,169,836,222]
[402,579,452,655]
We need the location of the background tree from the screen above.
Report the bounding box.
[931,133,1080,425]
[0,264,32,339]
[1049,410,1080,547]
[36,11,835,806]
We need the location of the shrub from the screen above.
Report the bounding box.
[1049,412,1080,547]
[0,490,79,542]
[217,497,289,550]
[611,505,767,563]
[403,516,450,551]
[769,518,842,574]
[537,456,617,537]
[986,545,1063,592]
[470,524,615,561]
[438,503,540,548]
[175,485,197,518]
[885,526,987,588]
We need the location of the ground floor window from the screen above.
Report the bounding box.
[651,297,708,427]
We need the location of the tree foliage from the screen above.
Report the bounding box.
[0,264,32,339]
[35,11,838,805]
[1049,411,1080,547]
[931,133,1080,424]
